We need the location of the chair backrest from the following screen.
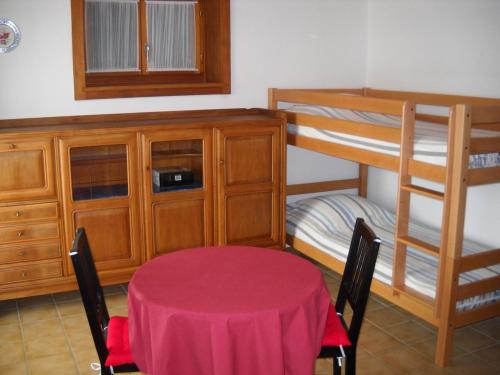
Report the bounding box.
[335,217,381,345]
[70,227,111,366]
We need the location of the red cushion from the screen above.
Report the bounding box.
[105,316,134,366]
[321,303,351,347]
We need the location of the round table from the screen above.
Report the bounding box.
[128,246,331,375]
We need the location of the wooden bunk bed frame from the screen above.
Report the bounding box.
[269,87,500,367]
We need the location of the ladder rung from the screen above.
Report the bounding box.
[397,235,440,256]
[400,184,444,200]
[393,285,435,307]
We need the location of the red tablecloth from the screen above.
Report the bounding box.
[128,246,331,375]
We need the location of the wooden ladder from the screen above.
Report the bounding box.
[393,103,472,366]
[392,101,450,312]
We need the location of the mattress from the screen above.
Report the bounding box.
[286,104,500,168]
[286,193,500,311]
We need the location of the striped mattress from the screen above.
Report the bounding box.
[286,104,500,168]
[286,194,500,311]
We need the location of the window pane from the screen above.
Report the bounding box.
[85,0,139,72]
[147,1,197,71]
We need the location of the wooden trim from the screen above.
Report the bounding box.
[286,234,439,325]
[287,133,400,171]
[359,164,368,198]
[435,104,471,367]
[407,160,446,183]
[468,166,500,186]
[415,113,449,125]
[471,105,500,124]
[271,89,406,116]
[393,101,415,291]
[456,275,500,300]
[454,301,500,327]
[469,137,500,154]
[287,112,401,143]
[459,248,500,272]
[365,88,500,107]
[286,179,360,196]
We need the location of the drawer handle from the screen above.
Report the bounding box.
[17,231,24,237]
[15,211,22,217]
[18,250,27,256]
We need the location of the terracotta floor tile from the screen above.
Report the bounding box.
[17,295,54,307]
[19,303,58,323]
[365,306,411,328]
[27,352,78,375]
[469,318,500,341]
[314,358,333,375]
[385,320,436,344]
[409,338,467,360]
[453,326,497,353]
[52,290,82,303]
[0,309,19,326]
[22,318,65,342]
[358,323,403,354]
[0,362,27,374]
[0,340,25,367]
[25,334,71,360]
[104,293,128,309]
[377,346,429,373]
[0,323,22,342]
[56,299,86,316]
[472,343,500,367]
[442,353,499,375]
[103,284,126,296]
[356,352,404,374]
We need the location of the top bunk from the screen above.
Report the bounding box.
[269,87,500,186]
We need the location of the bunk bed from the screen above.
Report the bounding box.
[268,87,500,367]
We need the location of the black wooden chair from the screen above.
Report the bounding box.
[70,227,139,375]
[318,217,381,375]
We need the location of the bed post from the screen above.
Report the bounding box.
[268,88,278,110]
[358,164,368,197]
[435,104,471,367]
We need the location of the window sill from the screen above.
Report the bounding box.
[74,82,231,100]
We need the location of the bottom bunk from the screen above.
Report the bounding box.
[287,193,500,320]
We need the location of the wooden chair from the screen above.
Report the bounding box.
[319,217,381,375]
[70,227,139,375]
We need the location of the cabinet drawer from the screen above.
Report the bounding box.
[0,241,60,264]
[0,261,62,284]
[0,203,58,224]
[0,222,59,244]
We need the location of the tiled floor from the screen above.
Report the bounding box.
[0,263,499,375]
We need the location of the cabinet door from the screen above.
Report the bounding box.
[216,125,284,247]
[59,133,142,273]
[0,139,56,201]
[142,129,213,258]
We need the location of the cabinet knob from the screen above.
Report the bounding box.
[17,231,23,237]
[15,211,22,217]
[21,271,28,278]
[18,250,27,256]
[9,143,16,149]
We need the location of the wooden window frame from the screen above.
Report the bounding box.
[71,0,230,100]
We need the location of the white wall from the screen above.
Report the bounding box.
[0,0,367,118]
[0,0,367,192]
[366,0,500,246]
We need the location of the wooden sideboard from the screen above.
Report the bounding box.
[0,109,287,300]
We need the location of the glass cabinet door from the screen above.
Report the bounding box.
[151,139,203,193]
[70,144,128,201]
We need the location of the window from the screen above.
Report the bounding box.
[71,0,230,100]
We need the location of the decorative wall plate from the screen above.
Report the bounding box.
[0,19,21,53]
